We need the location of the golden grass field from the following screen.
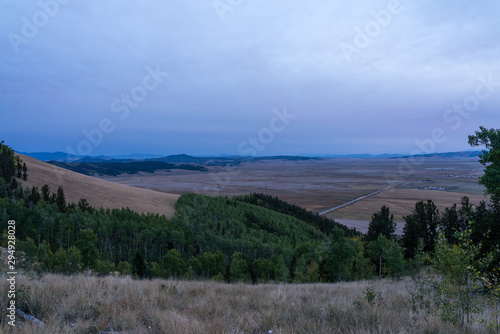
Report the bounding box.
[18,154,179,218]
[1,272,493,334]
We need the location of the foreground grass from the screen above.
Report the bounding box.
[0,273,488,333]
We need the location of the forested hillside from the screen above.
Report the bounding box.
[234,193,360,237]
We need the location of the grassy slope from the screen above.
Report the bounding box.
[17,154,179,218]
[0,272,486,334]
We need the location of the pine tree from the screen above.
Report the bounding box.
[402,200,440,259]
[78,198,90,212]
[22,162,28,181]
[367,205,396,242]
[27,186,41,208]
[41,184,51,203]
[56,186,66,212]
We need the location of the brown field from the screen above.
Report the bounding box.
[18,154,179,218]
[96,156,488,232]
[0,272,491,334]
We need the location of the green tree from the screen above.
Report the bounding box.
[402,200,440,259]
[150,262,163,278]
[366,234,390,279]
[132,251,147,278]
[468,126,500,209]
[367,205,396,242]
[188,257,202,279]
[117,261,132,276]
[323,227,356,282]
[0,141,16,182]
[96,259,115,276]
[352,243,375,280]
[41,184,51,203]
[66,246,82,274]
[22,162,28,181]
[78,198,91,212]
[76,229,99,271]
[199,250,225,279]
[440,204,460,244]
[229,252,250,283]
[383,240,406,279]
[293,256,308,283]
[252,258,275,283]
[19,237,38,268]
[161,249,187,278]
[271,255,289,283]
[38,241,54,271]
[56,186,66,212]
[53,248,68,273]
[27,186,41,208]
[429,228,490,326]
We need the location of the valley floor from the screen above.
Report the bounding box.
[0,273,491,334]
[96,157,488,228]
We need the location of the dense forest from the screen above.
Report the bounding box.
[1,130,499,286]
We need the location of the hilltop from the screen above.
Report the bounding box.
[17,154,179,218]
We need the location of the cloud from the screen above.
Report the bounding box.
[0,0,499,155]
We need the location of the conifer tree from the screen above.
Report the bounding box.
[41,184,51,202]
[22,162,28,181]
[367,205,396,242]
[56,186,66,212]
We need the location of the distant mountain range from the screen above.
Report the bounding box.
[16,151,163,162]
[18,150,482,163]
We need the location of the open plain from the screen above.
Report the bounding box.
[96,156,488,233]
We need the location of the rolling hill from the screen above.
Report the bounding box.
[16,154,179,218]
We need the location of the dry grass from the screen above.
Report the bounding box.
[17,154,179,218]
[0,273,489,334]
[327,188,488,223]
[95,157,487,224]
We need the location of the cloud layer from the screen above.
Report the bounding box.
[1,0,499,156]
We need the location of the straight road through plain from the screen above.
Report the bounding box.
[318,182,403,216]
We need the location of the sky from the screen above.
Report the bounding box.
[1,0,499,156]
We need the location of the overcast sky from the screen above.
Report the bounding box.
[1,0,499,156]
